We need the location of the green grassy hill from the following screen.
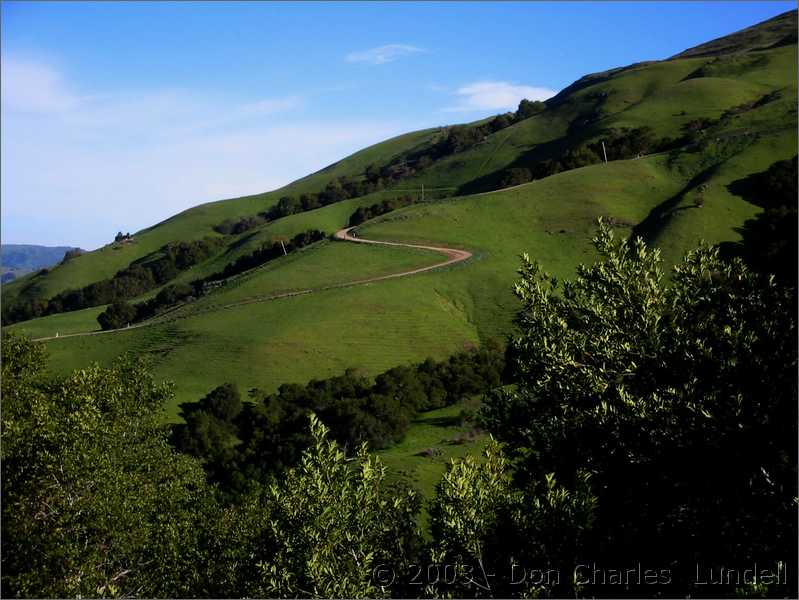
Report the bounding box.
[5,11,797,429]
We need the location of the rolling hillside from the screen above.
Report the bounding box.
[5,10,797,424]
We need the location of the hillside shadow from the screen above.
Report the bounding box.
[414,415,460,428]
[630,165,718,245]
[726,172,763,205]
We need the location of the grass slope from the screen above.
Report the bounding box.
[5,13,797,434]
[377,398,487,531]
[24,154,683,414]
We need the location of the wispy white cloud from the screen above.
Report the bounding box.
[1,58,409,248]
[444,80,557,112]
[236,96,304,117]
[346,44,425,65]
[1,58,82,113]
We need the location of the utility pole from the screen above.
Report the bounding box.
[280,240,287,256]
[601,141,608,164]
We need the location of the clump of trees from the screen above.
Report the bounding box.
[498,167,533,188]
[348,195,416,227]
[171,342,506,498]
[730,155,797,285]
[96,300,138,330]
[516,98,546,119]
[213,215,268,235]
[530,126,680,178]
[3,238,223,325]
[467,126,682,193]
[478,221,796,596]
[95,230,326,330]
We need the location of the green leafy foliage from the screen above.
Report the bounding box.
[256,415,422,598]
[2,337,422,598]
[349,195,416,227]
[428,440,596,598]
[481,221,797,596]
[1,334,218,598]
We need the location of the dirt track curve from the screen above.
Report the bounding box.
[31,226,472,342]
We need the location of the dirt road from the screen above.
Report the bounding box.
[332,226,472,279]
[31,226,472,342]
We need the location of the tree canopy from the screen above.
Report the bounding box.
[480,221,797,596]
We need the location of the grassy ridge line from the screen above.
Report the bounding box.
[31,230,473,342]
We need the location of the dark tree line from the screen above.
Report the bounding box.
[3,238,223,325]
[210,99,548,238]
[204,229,325,283]
[212,177,397,237]
[171,341,506,499]
[348,195,416,227]
[96,230,326,330]
[681,91,782,144]
[501,126,682,189]
[467,88,781,196]
[368,99,546,190]
[460,126,683,194]
[402,99,548,170]
[213,215,267,235]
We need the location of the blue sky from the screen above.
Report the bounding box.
[2,1,793,249]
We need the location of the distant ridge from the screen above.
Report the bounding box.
[1,244,82,283]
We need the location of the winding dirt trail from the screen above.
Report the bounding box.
[31,226,472,342]
[332,226,471,278]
